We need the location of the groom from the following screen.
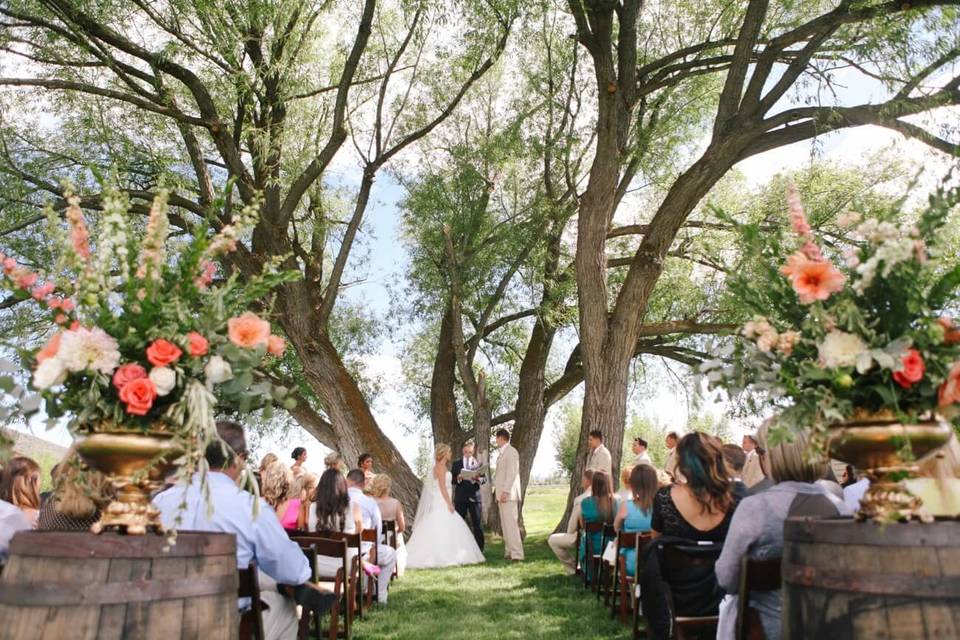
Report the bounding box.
[494,428,523,562]
[452,440,485,552]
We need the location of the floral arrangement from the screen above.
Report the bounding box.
[0,183,297,460]
[701,184,960,442]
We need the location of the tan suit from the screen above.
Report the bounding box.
[548,489,590,574]
[742,450,765,488]
[665,446,678,480]
[586,444,613,480]
[495,444,523,560]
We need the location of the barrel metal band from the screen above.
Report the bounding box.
[784,562,960,598]
[0,574,237,606]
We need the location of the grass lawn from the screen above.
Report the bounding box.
[352,485,631,639]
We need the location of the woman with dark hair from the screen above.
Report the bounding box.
[578,471,618,582]
[614,464,657,577]
[307,469,363,576]
[0,456,41,527]
[358,453,375,483]
[290,447,308,479]
[641,432,742,640]
[37,446,111,531]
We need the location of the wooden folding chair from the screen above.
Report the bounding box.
[659,543,724,640]
[574,528,582,576]
[610,531,653,625]
[581,522,604,589]
[293,538,351,640]
[381,520,398,581]
[736,556,781,640]
[632,534,650,640]
[318,531,365,619]
[238,562,267,640]
[361,528,379,607]
[596,523,617,602]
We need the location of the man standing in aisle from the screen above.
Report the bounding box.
[664,431,680,480]
[586,430,613,480]
[494,429,523,562]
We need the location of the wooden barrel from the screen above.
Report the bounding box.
[783,518,960,639]
[0,531,238,640]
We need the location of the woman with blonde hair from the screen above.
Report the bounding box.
[37,446,111,531]
[0,456,41,527]
[905,433,960,516]
[261,461,300,532]
[295,472,319,530]
[406,443,485,569]
[368,473,408,577]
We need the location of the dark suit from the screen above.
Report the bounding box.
[451,457,485,551]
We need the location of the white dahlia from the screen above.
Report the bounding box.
[57,327,121,375]
[818,330,867,369]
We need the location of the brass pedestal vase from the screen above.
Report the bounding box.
[826,412,952,522]
[76,429,181,535]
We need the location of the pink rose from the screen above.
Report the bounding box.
[146,339,183,367]
[267,335,286,357]
[227,312,271,349]
[112,363,148,391]
[60,299,75,312]
[119,377,157,416]
[892,349,925,389]
[36,333,62,364]
[186,332,209,357]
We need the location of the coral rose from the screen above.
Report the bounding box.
[939,362,960,408]
[267,335,286,357]
[938,317,960,345]
[36,332,62,364]
[186,332,209,357]
[112,363,148,391]
[119,377,157,416]
[228,312,271,349]
[892,349,925,389]
[146,339,183,367]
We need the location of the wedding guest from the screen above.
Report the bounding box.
[259,452,279,476]
[345,469,396,604]
[585,430,613,480]
[548,469,594,575]
[722,443,748,498]
[640,432,741,640]
[0,455,41,527]
[296,472,319,530]
[617,467,633,502]
[290,447,308,479]
[905,434,960,516]
[839,464,857,488]
[715,426,850,640]
[324,451,344,472]
[614,464,657,578]
[37,446,110,531]
[0,497,30,565]
[368,473,408,578]
[843,472,870,512]
[631,437,652,467]
[742,434,766,488]
[154,421,335,640]
[579,471,618,582]
[310,468,363,575]
[262,461,300,533]
[663,431,679,480]
[358,453,375,483]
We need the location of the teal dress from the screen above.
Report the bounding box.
[619,500,653,576]
[579,496,619,579]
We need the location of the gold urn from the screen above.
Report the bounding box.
[76,428,182,535]
[826,411,952,522]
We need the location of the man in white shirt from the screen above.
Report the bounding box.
[153,421,334,640]
[664,431,680,480]
[345,469,396,603]
[548,469,594,575]
[843,475,871,513]
[585,430,613,481]
[0,497,31,565]
[631,437,652,467]
[494,429,524,561]
[742,434,766,488]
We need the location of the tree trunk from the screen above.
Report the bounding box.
[511,316,556,501]
[430,303,467,447]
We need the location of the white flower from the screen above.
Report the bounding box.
[204,356,233,386]
[33,357,67,390]
[149,367,176,396]
[57,327,121,375]
[836,211,862,228]
[818,330,868,369]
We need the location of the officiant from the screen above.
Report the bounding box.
[452,440,485,552]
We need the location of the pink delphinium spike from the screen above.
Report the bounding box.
[65,195,91,260]
[787,183,812,238]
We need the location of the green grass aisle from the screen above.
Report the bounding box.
[353,486,631,639]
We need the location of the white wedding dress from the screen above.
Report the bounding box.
[406,471,486,569]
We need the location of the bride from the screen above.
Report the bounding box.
[406,443,486,569]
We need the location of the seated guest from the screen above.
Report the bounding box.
[631,437,652,467]
[578,470,618,582]
[722,443,748,498]
[37,446,111,531]
[640,432,741,640]
[262,461,300,533]
[154,421,334,640]
[259,452,279,477]
[290,447,308,479]
[843,470,870,512]
[715,425,850,640]
[296,472,319,530]
[0,498,31,565]
[617,467,633,502]
[345,469,396,604]
[839,464,857,488]
[309,468,364,577]
[614,464,657,577]
[368,474,408,577]
[358,453,375,484]
[323,451,344,472]
[548,469,594,575]
[742,434,766,488]
[0,456,41,527]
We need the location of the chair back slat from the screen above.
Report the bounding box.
[736,556,782,640]
[237,562,265,640]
